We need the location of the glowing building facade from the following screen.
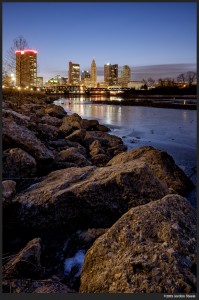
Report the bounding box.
[16,49,37,87]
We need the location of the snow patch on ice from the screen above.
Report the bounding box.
[64,250,85,277]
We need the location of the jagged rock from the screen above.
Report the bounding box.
[95,124,110,132]
[48,139,70,151]
[91,154,111,167]
[33,281,75,293]
[85,131,123,148]
[58,123,74,137]
[3,118,54,162]
[89,140,105,157]
[79,119,90,130]
[3,109,30,127]
[87,119,99,128]
[80,194,197,293]
[13,161,168,235]
[3,238,44,279]
[2,279,75,293]
[62,113,82,129]
[55,147,91,167]
[107,144,127,157]
[44,104,67,119]
[36,123,59,141]
[3,148,37,179]
[41,115,62,127]
[65,129,86,144]
[84,131,127,157]
[108,146,194,195]
[2,180,16,205]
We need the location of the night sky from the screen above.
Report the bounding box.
[3,2,196,82]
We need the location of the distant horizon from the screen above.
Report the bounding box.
[39,63,196,83]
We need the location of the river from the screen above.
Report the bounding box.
[54,96,197,206]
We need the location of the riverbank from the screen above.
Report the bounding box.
[2,90,197,293]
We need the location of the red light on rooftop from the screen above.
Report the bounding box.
[15,49,37,54]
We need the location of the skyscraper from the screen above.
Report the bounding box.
[68,61,80,85]
[104,63,118,85]
[15,49,37,87]
[120,65,131,87]
[90,59,97,87]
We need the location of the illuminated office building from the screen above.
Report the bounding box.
[120,65,131,87]
[68,61,80,85]
[104,63,118,85]
[16,49,37,87]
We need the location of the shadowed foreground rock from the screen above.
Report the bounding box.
[13,161,168,235]
[3,238,44,279]
[80,194,197,293]
[108,146,194,195]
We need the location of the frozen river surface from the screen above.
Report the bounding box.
[55,97,197,206]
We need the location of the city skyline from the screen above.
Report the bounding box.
[3,2,196,82]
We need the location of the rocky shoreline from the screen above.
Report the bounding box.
[2,90,197,293]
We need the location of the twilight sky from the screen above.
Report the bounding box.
[3,1,196,82]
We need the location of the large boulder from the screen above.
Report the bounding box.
[13,160,168,235]
[108,146,194,195]
[3,148,37,179]
[3,118,54,162]
[80,194,197,293]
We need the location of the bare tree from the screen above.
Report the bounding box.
[185,71,196,86]
[147,78,155,87]
[177,73,186,83]
[4,35,29,74]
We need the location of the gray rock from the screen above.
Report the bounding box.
[95,124,110,132]
[2,180,16,205]
[44,104,67,119]
[89,140,105,157]
[3,148,37,179]
[65,129,86,144]
[80,194,197,293]
[58,123,73,137]
[3,118,54,162]
[36,123,59,141]
[62,113,82,129]
[91,154,111,167]
[41,115,62,127]
[55,147,91,167]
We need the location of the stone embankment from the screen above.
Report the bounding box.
[2,91,196,293]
